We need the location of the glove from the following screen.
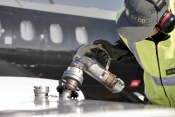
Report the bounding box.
[93,39,129,60]
[91,49,109,67]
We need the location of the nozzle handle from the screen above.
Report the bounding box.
[73,44,112,70]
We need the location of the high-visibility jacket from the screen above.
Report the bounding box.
[116,1,175,107]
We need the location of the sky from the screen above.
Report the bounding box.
[20,0,124,11]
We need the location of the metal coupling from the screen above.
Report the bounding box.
[102,72,124,93]
[62,60,85,92]
[108,78,125,93]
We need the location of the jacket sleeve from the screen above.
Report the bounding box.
[114,38,134,61]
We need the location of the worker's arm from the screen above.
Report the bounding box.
[92,38,134,67]
[114,39,134,61]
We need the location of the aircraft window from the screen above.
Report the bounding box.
[50,24,63,43]
[75,27,88,44]
[20,20,34,41]
[0,20,2,37]
[1,29,5,33]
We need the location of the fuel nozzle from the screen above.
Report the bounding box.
[59,61,85,100]
[58,44,111,100]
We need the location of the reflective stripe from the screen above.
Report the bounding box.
[149,74,175,86]
[148,74,162,86]
[162,77,175,86]
[127,40,175,86]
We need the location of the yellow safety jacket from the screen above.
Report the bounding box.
[116,1,175,107]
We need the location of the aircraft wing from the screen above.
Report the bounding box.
[0,77,174,117]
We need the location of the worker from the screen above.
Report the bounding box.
[93,0,175,107]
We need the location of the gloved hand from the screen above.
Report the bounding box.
[93,39,130,62]
[91,49,109,67]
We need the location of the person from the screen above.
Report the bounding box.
[93,0,175,107]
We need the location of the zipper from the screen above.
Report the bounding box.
[155,43,171,106]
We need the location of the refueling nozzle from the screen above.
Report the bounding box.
[59,44,145,104]
[59,44,112,100]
